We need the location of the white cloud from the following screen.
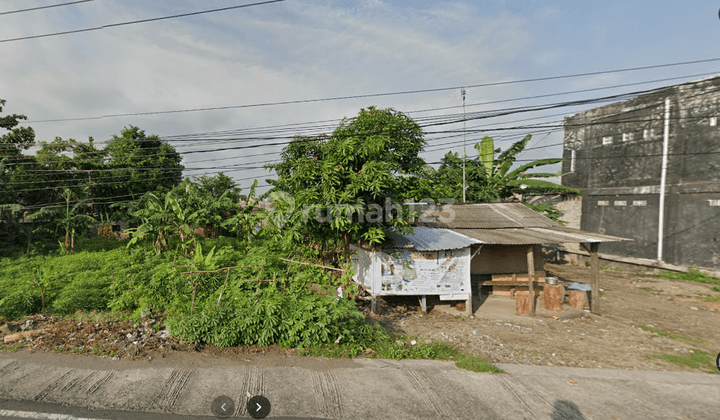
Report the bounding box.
[0,0,567,189]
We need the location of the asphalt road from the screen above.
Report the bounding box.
[0,354,718,419]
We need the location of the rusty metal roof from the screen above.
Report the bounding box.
[420,203,559,229]
[385,226,481,251]
[453,227,630,245]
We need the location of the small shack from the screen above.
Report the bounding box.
[418,203,629,314]
[351,226,480,316]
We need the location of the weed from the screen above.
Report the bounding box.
[699,293,720,302]
[90,345,116,357]
[455,354,503,374]
[640,287,654,293]
[635,269,645,276]
[637,325,703,344]
[710,286,720,293]
[303,335,502,373]
[656,268,720,285]
[647,349,718,374]
[1,344,20,353]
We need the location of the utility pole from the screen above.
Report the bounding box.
[462,87,467,203]
[658,98,670,261]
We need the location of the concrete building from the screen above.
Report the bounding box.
[561,75,720,269]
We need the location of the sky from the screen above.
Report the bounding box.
[1,0,720,195]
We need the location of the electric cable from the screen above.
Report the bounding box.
[0,0,285,44]
[0,0,95,16]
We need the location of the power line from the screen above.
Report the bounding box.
[0,0,95,16]
[6,81,720,189]
[0,0,285,44]
[21,60,720,123]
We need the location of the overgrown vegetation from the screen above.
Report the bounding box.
[656,267,720,285]
[636,325,704,345]
[3,104,581,370]
[647,349,719,374]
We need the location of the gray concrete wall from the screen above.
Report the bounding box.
[562,75,720,268]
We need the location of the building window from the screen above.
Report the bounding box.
[711,117,717,127]
[602,136,613,145]
[622,133,633,142]
[570,150,576,173]
[632,200,647,207]
[614,201,627,206]
[643,128,653,139]
[598,200,609,206]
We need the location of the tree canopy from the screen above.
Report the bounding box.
[266,107,428,256]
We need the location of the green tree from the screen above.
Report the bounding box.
[127,174,250,254]
[102,126,184,204]
[0,99,38,247]
[28,188,97,253]
[266,107,427,262]
[434,135,580,202]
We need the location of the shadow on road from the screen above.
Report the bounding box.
[551,400,585,420]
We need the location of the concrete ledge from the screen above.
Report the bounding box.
[558,247,720,278]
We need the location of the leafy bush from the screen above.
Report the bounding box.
[0,236,386,354]
[166,287,384,350]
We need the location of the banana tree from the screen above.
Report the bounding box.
[126,192,176,253]
[28,188,96,253]
[437,135,580,202]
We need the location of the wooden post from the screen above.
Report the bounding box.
[527,245,536,315]
[371,296,380,314]
[420,295,427,314]
[589,242,600,314]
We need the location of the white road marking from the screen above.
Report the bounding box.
[0,409,109,420]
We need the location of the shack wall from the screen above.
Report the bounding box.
[470,244,545,276]
[351,246,471,298]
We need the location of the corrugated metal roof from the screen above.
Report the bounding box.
[453,227,630,245]
[385,226,481,251]
[421,203,559,229]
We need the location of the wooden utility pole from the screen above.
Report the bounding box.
[581,242,600,313]
[527,245,536,315]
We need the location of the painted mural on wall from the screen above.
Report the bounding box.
[378,248,468,295]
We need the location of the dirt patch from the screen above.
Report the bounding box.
[0,314,359,371]
[366,264,720,373]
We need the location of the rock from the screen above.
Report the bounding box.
[4,329,43,344]
[690,307,699,310]
[0,324,10,336]
[112,356,120,361]
[472,329,478,335]
[410,340,417,346]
